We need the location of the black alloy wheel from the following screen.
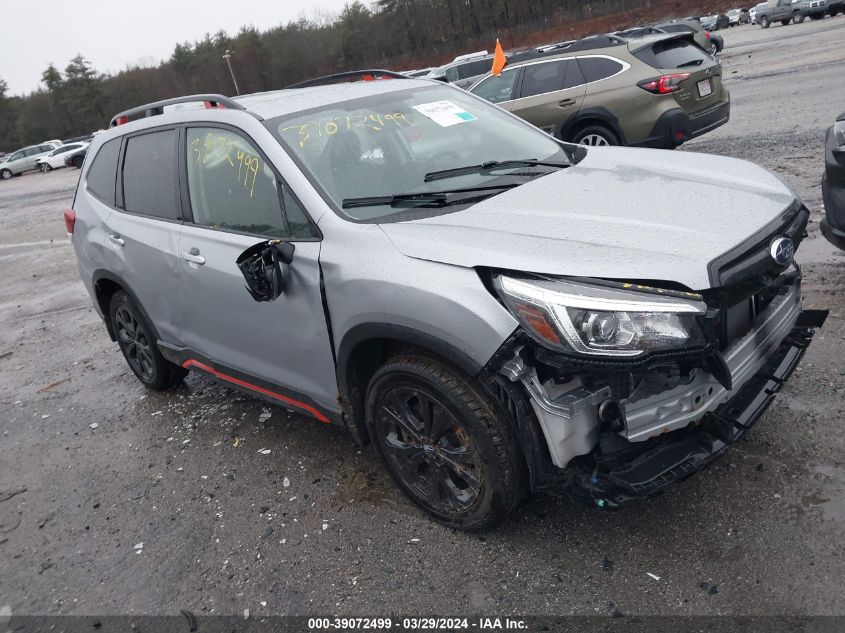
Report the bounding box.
[366,355,526,530]
[375,384,482,513]
[109,290,186,390]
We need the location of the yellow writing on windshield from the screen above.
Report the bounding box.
[282,112,408,149]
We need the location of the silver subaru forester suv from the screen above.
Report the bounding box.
[67,73,826,530]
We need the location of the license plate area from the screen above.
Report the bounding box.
[697,79,713,97]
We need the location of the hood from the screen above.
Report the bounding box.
[378,146,796,290]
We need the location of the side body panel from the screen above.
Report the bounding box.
[176,227,339,413]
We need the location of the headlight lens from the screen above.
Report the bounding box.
[495,276,706,357]
[834,120,845,149]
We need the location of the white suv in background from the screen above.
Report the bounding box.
[0,142,61,179]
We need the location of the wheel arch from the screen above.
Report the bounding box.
[336,323,484,445]
[92,270,159,343]
[561,107,627,145]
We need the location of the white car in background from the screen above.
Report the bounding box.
[750,2,766,23]
[35,142,89,172]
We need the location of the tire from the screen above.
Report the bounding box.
[365,355,526,530]
[39,163,52,173]
[0,168,12,180]
[572,124,619,147]
[71,155,84,169]
[760,15,770,27]
[109,290,186,390]
[793,12,805,23]
[781,18,792,25]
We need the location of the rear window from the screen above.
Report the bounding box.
[86,139,120,206]
[634,38,711,70]
[121,130,180,220]
[578,57,625,83]
[458,59,493,80]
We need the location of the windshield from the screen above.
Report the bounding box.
[270,84,570,222]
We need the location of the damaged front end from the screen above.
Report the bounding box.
[486,265,827,508]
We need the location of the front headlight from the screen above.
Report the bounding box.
[495,276,707,357]
[833,120,845,149]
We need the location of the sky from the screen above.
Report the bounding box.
[0,0,352,96]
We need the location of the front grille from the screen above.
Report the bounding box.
[707,201,808,289]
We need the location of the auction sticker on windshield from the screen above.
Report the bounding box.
[413,101,478,127]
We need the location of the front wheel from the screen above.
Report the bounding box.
[572,125,619,147]
[71,155,84,168]
[0,168,12,180]
[366,355,526,530]
[792,12,805,23]
[109,290,186,390]
[39,163,52,173]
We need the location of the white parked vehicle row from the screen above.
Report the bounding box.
[35,142,89,172]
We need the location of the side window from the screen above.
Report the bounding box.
[471,69,519,104]
[85,138,120,207]
[578,57,625,83]
[86,138,121,206]
[38,145,54,153]
[459,59,493,80]
[444,66,460,82]
[520,60,568,98]
[564,59,586,89]
[9,151,23,161]
[122,129,180,220]
[25,147,40,157]
[186,127,313,238]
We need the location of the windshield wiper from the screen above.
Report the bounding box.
[341,184,519,209]
[677,59,704,68]
[424,159,569,183]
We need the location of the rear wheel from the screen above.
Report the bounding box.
[0,168,11,180]
[572,125,619,147]
[71,155,84,168]
[39,163,52,173]
[365,355,526,530]
[109,290,186,390]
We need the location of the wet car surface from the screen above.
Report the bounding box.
[1,18,844,617]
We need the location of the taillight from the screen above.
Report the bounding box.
[638,73,691,94]
[64,209,76,235]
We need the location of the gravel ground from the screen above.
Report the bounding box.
[1,19,844,619]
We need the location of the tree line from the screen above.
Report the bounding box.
[0,0,659,151]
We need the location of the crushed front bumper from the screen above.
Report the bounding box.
[570,309,827,507]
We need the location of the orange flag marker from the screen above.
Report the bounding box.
[491,38,506,76]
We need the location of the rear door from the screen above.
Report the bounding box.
[104,127,184,343]
[176,125,337,415]
[510,58,588,137]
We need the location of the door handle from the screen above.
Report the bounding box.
[558,98,576,107]
[181,249,206,265]
[108,234,124,246]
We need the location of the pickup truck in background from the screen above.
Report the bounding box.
[756,0,826,27]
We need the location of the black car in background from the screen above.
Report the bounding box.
[822,111,845,250]
[64,145,87,169]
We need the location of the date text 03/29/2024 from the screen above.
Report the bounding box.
[307,617,527,630]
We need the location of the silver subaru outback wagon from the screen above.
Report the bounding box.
[67,72,826,530]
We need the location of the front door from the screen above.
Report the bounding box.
[511,58,587,137]
[176,126,337,416]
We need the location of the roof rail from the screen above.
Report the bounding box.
[286,69,408,90]
[535,34,626,56]
[109,94,246,128]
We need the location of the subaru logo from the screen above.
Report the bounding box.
[770,237,794,266]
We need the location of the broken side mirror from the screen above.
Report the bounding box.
[236,239,295,302]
